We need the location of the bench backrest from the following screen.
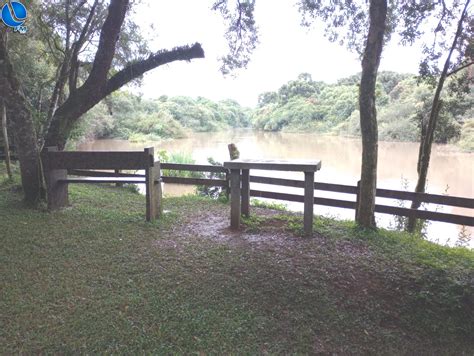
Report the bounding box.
[42,147,155,170]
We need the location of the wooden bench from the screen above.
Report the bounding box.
[223,158,322,236]
[42,146,162,221]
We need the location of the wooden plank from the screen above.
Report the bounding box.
[250,176,358,194]
[314,197,357,209]
[374,204,474,226]
[304,171,315,236]
[250,190,304,203]
[161,163,228,173]
[315,182,359,194]
[251,190,357,209]
[250,175,305,188]
[60,177,147,184]
[161,176,228,186]
[230,169,241,229]
[224,159,322,172]
[241,169,250,217]
[250,175,472,208]
[250,189,472,225]
[251,190,356,209]
[68,169,145,178]
[375,188,474,209]
[45,150,153,170]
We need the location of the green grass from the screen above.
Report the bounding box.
[0,166,473,354]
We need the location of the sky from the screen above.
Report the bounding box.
[134,0,424,107]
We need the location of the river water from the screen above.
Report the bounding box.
[78,130,473,248]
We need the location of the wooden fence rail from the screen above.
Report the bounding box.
[67,162,474,227]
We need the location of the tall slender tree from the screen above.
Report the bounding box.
[297,0,458,228]
[407,0,473,231]
[356,0,387,228]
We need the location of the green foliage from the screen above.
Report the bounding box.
[69,102,115,142]
[458,119,474,152]
[71,91,251,142]
[212,0,258,74]
[196,158,227,199]
[254,72,473,144]
[250,199,287,211]
[161,152,202,179]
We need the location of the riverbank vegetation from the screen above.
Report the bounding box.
[72,71,473,151]
[71,92,251,143]
[253,72,473,147]
[1,166,472,353]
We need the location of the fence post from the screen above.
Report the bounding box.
[153,161,163,218]
[355,180,361,221]
[115,169,123,187]
[241,169,250,217]
[144,147,156,222]
[303,171,315,236]
[230,168,241,229]
[225,171,230,200]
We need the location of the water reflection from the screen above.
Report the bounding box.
[78,130,473,247]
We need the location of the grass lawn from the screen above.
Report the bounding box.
[1,168,473,354]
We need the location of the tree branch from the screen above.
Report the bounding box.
[83,0,129,88]
[69,0,98,94]
[104,43,205,96]
[45,43,205,148]
[447,61,474,77]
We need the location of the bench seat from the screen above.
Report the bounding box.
[59,177,161,184]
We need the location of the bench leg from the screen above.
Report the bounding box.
[230,168,241,230]
[145,167,154,222]
[153,165,163,218]
[304,171,314,236]
[241,169,250,217]
[45,168,68,210]
[145,164,163,222]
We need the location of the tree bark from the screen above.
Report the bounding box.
[1,99,12,179]
[0,32,41,205]
[407,0,470,232]
[355,0,387,228]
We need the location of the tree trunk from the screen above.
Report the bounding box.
[407,0,470,232]
[355,0,387,228]
[0,32,41,205]
[1,100,12,179]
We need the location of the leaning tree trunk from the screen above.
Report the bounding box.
[406,0,470,232]
[1,100,12,179]
[0,32,41,205]
[355,0,387,228]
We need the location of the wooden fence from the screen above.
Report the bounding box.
[68,162,474,227]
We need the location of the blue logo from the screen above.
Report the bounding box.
[1,1,27,34]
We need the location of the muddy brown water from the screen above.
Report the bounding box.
[77,130,473,247]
